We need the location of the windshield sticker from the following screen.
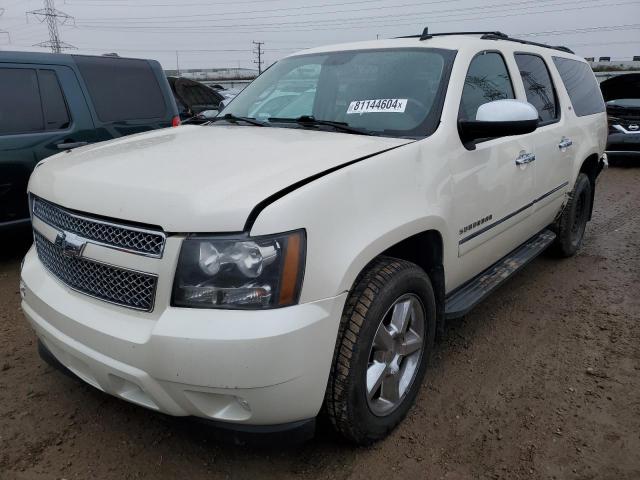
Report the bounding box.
[347,99,407,114]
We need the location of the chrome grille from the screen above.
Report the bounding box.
[32,196,165,257]
[34,231,157,311]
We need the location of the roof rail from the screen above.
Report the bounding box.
[395,28,508,41]
[481,33,575,54]
[395,28,574,55]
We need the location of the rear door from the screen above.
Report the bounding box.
[73,56,177,140]
[0,64,94,225]
[512,52,570,227]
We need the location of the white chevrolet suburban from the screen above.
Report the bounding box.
[21,31,607,444]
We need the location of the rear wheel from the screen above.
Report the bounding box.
[325,257,436,445]
[551,172,592,257]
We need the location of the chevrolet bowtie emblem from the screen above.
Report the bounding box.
[55,231,87,258]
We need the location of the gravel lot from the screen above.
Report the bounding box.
[1,165,639,480]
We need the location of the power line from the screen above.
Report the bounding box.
[74,0,470,22]
[27,0,76,53]
[74,0,566,26]
[520,24,640,37]
[72,0,636,33]
[64,0,287,7]
[253,41,264,74]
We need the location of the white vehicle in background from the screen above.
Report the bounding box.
[21,31,606,445]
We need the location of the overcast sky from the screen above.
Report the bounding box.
[1,0,639,70]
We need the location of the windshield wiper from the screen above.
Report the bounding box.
[268,115,372,136]
[209,113,269,127]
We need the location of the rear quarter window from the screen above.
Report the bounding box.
[552,57,605,117]
[74,56,166,122]
[38,70,71,130]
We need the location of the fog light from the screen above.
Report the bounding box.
[19,279,26,299]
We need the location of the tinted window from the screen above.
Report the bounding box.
[39,70,71,130]
[459,52,514,120]
[552,57,605,117]
[0,68,44,134]
[75,56,166,122]
[515,54,558,123]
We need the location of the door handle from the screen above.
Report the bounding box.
[515,151,536,165]
[56,141,89,150]
[558,137,573,150]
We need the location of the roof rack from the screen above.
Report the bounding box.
[396,28,574,55]
[396,28,507,40]
[480,32,575,54]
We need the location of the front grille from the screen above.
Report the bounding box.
[32,196,166,257]
[34,231,158,311]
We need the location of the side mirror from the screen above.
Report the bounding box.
[458,99,539,146]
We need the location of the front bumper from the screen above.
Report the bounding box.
[607,132,640,154]
[21,246,346,426]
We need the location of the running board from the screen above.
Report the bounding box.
[445,229,556,319]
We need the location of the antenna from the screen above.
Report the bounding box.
[253,40,264,74]
[27,0,76,53]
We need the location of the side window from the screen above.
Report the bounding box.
[74,56,166,122]
[38,70,71,130]
[515,54,559,123]
[0,68,44,134]
[459,52,514,121]
[552,57,605,117]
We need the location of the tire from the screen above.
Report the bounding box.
[551,172,592,257]
[325,256,436,445]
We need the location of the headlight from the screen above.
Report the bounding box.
[172,230,305,309]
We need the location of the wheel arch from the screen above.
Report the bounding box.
[353,229,447,337]
[578,152,601,220]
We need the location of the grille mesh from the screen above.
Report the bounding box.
[32,197,165,257]
[34,231,157,311]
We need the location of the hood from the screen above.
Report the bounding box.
[600,73,640,102]
[29,125,411,232]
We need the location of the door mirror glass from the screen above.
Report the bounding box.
[459,99,539,146]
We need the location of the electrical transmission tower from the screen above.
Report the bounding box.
[27,0,75,53]
[253,41,264,74]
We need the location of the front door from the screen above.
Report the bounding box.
[449,51,537,279]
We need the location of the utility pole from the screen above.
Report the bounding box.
[176,51,180,77]
[253,41,264,74]
[0,8,10,46]
[27,0,75,53]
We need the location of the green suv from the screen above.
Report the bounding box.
[0,51,179,230]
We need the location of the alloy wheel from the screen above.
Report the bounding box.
[366,293,426,416]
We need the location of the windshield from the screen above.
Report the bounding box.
[221,48,455,138]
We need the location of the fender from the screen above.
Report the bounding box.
[243,141,415,232]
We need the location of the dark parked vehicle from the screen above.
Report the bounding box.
[601,73,640,160]
[0,51,180,230]
[168,76,224,122]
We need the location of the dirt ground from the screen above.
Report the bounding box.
[1,165,639,480]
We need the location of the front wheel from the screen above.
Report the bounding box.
[551,172,592,257]
[325,257,436,445]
